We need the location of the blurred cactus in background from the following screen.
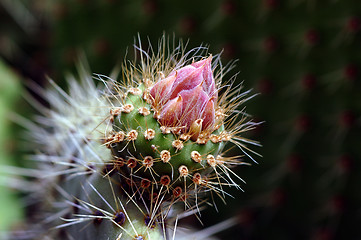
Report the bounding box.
[0,59,23,236]
[2,0,361,239]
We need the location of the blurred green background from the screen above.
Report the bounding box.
[1,0,361,239]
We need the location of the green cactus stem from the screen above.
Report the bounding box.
[8,36,258,240]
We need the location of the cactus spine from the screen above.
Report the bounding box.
[10,36,258,239]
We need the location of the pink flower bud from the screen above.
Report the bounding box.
[150,56,217,135]
[168,66,204,99]
[159,94,183,126]
[190,57,216,98]
[149,74,176,107]
[201,99,215,130]
[178,84,209,128]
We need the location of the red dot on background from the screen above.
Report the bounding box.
[312,228,333,240]
[338,155,353,174]
[179,17,197,35]
[221,43,237,60]
[263,0,279,10]
[271,188,286,206]
[93,38,110,56]
[142,0,158,16]
[343,64,358,81]
[222,0,236,16]
[286,154,302,172]
[346,16,361,33]
[339,110,355,128]
[330,195,346,214]
[245,117,264,138]
[296,115,311,132]
[263,36,278,53]
[237,209,254,227]
[302,74,317,90]
[258,77,273,94]
[304,29,319,45]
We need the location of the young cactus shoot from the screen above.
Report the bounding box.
[10,36,260,240]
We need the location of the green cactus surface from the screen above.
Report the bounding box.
[7,0,361,239]
[6,37,256,240]
[43,1,361,239]
[108,85,225,193]
[0,59,24,234]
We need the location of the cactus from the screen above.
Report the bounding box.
[3,0,361,238]
[44,1,361,238]
[7,36,257,240]
[0,59,24,236]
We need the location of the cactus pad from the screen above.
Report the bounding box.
[9,36,258,239]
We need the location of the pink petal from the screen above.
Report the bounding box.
[168,66,203,99]
[191,58,208,68]
[201,57,217,98]
[159,94,183,126]
[152,56,218,133]
[191,57,216,98]
[201,99,215,131]
[150,74,176,105]
[179,85,209,129]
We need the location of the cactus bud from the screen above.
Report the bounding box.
[107,40,260,215]
[8,36,259,240]
[151,56,216,134]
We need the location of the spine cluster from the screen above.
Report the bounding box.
[11,37,259,240]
